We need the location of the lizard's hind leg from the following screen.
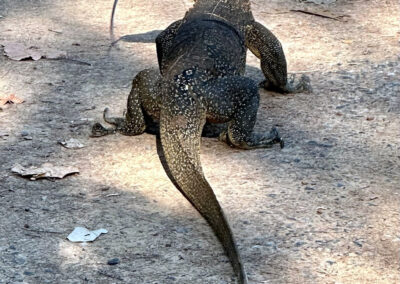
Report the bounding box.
[204,76,282,149]
[91,69,159,137]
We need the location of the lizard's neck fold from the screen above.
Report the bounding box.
[187,0,254,28]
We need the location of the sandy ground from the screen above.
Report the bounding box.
[0,0,399,283]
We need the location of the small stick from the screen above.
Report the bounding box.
[290,9,345,21]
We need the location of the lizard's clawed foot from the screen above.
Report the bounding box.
[90,107,121,137]
[91,122,116,137]
[260,74,312,94]
[265,127,284,149]
[287,74,312,94]
[103,107,126,127]
[218,127,284,149]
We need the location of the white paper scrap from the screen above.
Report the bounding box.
[67,227,108,242]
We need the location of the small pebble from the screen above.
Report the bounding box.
[175,227,189,234]
[326,260,335,265]
[13,256,26,265]
[107,258,120,265]
[23,271,34,276]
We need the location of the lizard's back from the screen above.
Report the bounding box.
[161,13,251,79]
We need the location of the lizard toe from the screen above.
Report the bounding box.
[91,123,114,137]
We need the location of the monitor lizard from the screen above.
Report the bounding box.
[92,1,312,283]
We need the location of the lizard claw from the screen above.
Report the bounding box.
[103,107,111,122]
[279,137,284,149]
[269,127,284,148]
[90,122,115,137]
[296,74,312,93]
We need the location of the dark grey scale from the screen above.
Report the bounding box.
[97,1,312,283]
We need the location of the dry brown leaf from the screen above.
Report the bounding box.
[59,138,85,149]
[1,41,66,61]
[11,163,79,180]
[342,39,354,44]
[0,94,24,106]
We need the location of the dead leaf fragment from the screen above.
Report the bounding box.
[11,163,79,180]
[342,39,354,44]
[1,41,66,61]
[0,94,24,106]
[59,138,85,149]
[2,42,41,60]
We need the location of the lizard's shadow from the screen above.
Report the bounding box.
[112,30,163,45]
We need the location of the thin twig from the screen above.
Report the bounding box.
[47,58,91,66]
[290,9,347,21]
[23,228,64,235]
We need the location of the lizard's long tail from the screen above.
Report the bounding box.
[159,84,248,284]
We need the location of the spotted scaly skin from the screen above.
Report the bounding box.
[94,1,312,283]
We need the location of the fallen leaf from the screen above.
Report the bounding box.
[67,227,108,242]
[11,163,79,180]
[0,94,24,106]
[59,138,85,149]
[2,42,41,61]
[1,41,66,61]
[342,39,354,44]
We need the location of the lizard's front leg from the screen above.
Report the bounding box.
[245,21,312,93]
[91,69,160,137]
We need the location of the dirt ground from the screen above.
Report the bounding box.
[0,0,399,283]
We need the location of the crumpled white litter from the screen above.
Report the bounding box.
[67,227,108,242]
